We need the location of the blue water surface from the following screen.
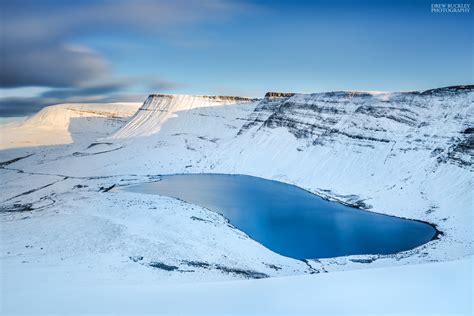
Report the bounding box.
[124,174,436,259]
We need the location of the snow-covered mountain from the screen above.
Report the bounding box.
[113,94,255,138]
[239,87,473,169]
[0,102,141,149]
[0,86,472,313]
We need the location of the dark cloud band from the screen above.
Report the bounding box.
[1,0,244,116]
[1,0,245,88]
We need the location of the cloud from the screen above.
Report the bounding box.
[2,0,247,42]
[0,97,47,117]
[1,44,109,88]
[0,92,148,117]
[0,76,180,116]
[0,0,251,116]
[1,0,249,88]
[40,82,128,99]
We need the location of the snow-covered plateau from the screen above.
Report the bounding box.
[0,86,473,315]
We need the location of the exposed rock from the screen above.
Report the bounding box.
[181,261,268,279]
[148,94,257,102]
[149,261,179,271]
[264,263,282,271]
[349,258,376,264]
[214,265,269,279]
[0,154,34,167]
[237,86,473,171]
[99,185,116,192]
[181,260,211,269]
[420,85,474,95]
[0,203,34,213]
[264,92,296,98]
[129,256,144,262]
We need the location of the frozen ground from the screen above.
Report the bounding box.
[0,87,472,314]
[2,257,472,315]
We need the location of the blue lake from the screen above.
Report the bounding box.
[124,174,436,260]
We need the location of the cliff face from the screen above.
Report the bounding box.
[112,94,256,138]
[264,92,296,98]
[238,86,473,170]
[148,94,257,102]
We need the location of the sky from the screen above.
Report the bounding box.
[0,0,472,116]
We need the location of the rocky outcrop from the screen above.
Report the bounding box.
[264,92,296,98]
[238,86,474,169]
[148,94,257,102]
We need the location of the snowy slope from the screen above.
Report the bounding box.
[112,94,255,138]
[2,256,472,315]
[213,86,474,263]
[0,86,472,314]
[0,102,141,149]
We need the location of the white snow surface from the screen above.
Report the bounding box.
[112,94,255,138]
[0,88,473,314]
[0,102,141,149]
[2,256,472,315]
